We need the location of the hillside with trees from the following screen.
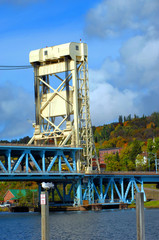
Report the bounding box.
[93,112,159,171]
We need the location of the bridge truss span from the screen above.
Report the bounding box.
[0,144,81,178]
[1,145,159,206]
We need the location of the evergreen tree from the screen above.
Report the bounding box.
[127,114,131,121]
[129,140,142,163]
[118,115,123,124]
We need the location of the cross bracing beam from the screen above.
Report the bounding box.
[83,177,94,204]
[81,174,159,205]
[38,182,74,206]
[29,42,100,172]
[0,145,81,178]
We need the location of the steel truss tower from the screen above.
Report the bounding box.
[28,42,99,172]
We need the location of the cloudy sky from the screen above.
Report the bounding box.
[0,0,159,140]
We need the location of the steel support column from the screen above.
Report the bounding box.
[74,179,82,206]
[110,179,114,203]
[99,177,104,203]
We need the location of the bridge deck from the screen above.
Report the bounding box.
[0,144,159,205]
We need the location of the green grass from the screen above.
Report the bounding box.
[144,200,159,208]
[143,184,158,189]
[129,200,159,209]
[128,203,136,208]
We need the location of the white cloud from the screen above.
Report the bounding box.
[89,58,121,90]
[85,0,159,125]
[90,83,138,126]
[0,82,34,139]
[88,34,159,125]
[85,0,159,38]
[119,35,159,88]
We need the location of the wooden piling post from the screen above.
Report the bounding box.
[136,192,145,240]
[41,191,49,240]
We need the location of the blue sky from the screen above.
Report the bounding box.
[0,0,159,140]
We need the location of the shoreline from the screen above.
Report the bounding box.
[1,200,159,212]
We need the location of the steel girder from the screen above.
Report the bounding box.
[50,176,147,207]
[65,176,147,206]
[0,145,80,176]
[83,177,94,204]
[83,176,146,204]
[73,179,83,206]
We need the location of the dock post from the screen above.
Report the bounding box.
[136,192,145,240]
[41,191,49,240]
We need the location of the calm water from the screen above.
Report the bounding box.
[0,209,158,240]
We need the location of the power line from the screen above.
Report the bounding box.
[0,65,31,67]
[0,68,32,70]
[0,65,33,70]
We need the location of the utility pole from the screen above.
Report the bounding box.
[136,192,145,240]
[41,182,54,240]
[41,191,49,240]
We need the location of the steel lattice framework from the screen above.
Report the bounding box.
[28,42,99,172]
[0,144,80,175]
[1,145,159,206]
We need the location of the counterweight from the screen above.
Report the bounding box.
[28,42,99,172]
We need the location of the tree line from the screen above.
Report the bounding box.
[93,112,159,171]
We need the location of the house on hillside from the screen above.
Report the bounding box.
[136,151,148,170]
[4,189,37,204]
[99,148,122,164]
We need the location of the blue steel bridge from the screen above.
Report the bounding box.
[0,144,159,207]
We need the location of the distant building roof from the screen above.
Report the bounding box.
[4,189,37,200]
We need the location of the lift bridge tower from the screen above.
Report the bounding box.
[28,42,99,172]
